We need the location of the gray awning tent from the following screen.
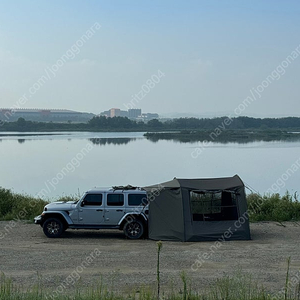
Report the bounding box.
[143,175,251,242]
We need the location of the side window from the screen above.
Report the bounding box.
[128,194,148,206]
[190,191,238,221]
[83,194,102,206]
[107,194,124,206]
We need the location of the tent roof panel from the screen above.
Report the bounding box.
[143,175,243,191]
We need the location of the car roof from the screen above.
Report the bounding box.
[86,188,146,194]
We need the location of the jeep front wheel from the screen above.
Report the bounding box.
[124,220,144,239]
[43,218,64,238]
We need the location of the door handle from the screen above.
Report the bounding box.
[96,209,103,211]
[116,209,123,212]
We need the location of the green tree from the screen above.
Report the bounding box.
[17,117,26,126]
[147,119,163,128]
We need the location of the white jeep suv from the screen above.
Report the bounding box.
[34,187,148,239]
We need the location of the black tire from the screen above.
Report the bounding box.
[124,219,144,239]
[43,218,64,238]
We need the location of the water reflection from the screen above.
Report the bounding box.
[0,137,137,146]
[89,138,136,146]
[145,133,300,144]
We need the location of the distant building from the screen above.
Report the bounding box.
[104,108,128,118]
[109,108,121,118]
[128,109,142,119]
[119,110,129,117]
[0,108,95,123]
[145,113,159,120]
[100,107,158,120]
[139,113,159,121]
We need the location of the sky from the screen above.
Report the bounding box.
[0,0,300,117]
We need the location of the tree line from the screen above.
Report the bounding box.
[1,115,300,132]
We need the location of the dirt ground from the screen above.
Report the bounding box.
[1,221,300,294]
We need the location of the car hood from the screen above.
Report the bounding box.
[45,201,76,211]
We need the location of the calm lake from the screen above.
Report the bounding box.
[0,131,299,199]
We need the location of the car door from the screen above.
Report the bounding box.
[104,193,125,225]
[77,193,104,225]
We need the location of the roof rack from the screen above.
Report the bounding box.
[112,185,141,191]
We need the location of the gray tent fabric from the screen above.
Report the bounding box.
[143,175,251,242]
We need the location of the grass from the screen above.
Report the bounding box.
[0,187,48,221]
[0,188,79,221]
[156,241,163,299]
[247,192,300,222]
[1,266,300,300]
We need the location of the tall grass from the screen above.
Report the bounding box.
[0,188,80,221]
[0,187,48,221]
[156,241,163,299]
[1,269,300,300]
[247,192,300,222]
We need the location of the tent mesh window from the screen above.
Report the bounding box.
[190,191,238,221]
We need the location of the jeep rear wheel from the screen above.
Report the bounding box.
[124,220,144,239]
[43,218,64,238]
